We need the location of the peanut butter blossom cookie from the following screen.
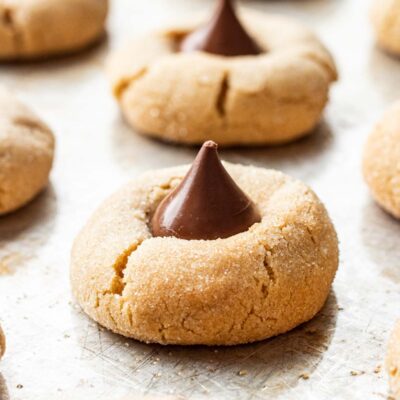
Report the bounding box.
[0,0,108,60]
[363,101,400,218]
[371,0,400,56]
[0,88,55,215]
[71,141,339,345]
[108,0,337,147]
[387,321,400,399]
[0,323,4,359]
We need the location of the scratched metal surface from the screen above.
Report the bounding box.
[0,0,400,398]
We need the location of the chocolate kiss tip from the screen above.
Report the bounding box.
[151,141,261,240]
[179,0,262,57]
[204,140,218,148]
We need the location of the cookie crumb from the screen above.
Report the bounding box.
[299,373,310,380]
[238,370,248,377]
[16,384,23,389]
[373,364,382,374]
[350,370,365,376]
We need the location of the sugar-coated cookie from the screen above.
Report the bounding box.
[0,89,55,215]
[71,143,338,345]
[108,9,337,147]
[0,0,108,60]
[363,101,400,218]
[387,321,400,399]
[0,323,5,359]
[371,0,400,56]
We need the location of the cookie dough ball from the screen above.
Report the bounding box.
[0,323,5,359]
[371,0,400,55]
[0,0,108,60]
[71,163,338,346]
[108,12,337,147]
[363,101,400,218]
[387,321,400,399]
[0,89,55,215]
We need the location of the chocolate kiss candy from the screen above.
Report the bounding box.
[180,0,261,57]
[151,141,261,240]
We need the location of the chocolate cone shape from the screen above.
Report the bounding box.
[151,141,261,240]
[180,0,261,57]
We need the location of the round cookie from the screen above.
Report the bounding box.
[0,89,55,215]
[108,12,337,147]
[0,0,108,60]
[363,101,400,218]
[387,320,400,399]
[371,0,400,56]
[0,323,5,359]
[71,163,339,346]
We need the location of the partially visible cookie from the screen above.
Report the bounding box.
[0,0,108,60]
[387,321,400,399]
[371,0,400,55]
[0,88,55,215]
[363,101,400,218]
[0,323,5,359]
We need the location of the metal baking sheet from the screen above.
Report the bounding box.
[1,0,400,398]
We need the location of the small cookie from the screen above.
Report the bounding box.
[387,321,400,399]
[0,88,55,215]
[363,101,400,218]
[0,323,5,359]
[371,0,400,56]
[108,7,337,146]
[71,143,338,346]
[0,0,108,60]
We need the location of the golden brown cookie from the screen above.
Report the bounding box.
[387,320,400,399]
[70,163,339,345]
[0,323,5,359]
[108,12,337,147]
[371,0,400,56]
[0,0,108,60]
[0,88,55,215]
[363,101,400,218]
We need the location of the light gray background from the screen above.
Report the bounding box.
[1,0,400,398]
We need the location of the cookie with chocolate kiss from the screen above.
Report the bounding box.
[71,141,338,345]
[108,0,337,146]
